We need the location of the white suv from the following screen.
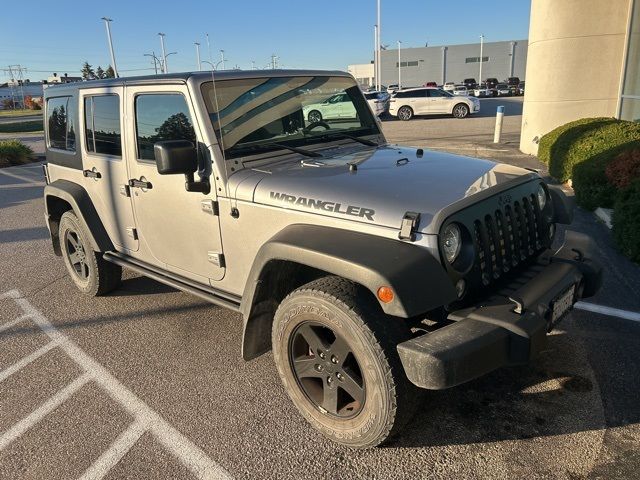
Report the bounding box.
[389,87,480,120]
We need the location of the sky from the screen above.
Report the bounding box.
[0,0,531,83]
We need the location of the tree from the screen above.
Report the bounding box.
[95,66,105,79]
[104,65,115,78]
[81,61,95,80]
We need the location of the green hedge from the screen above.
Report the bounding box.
[0,140,34,167]
[0,120,43,133]
[538,117,640,209]
[612,179,640,263]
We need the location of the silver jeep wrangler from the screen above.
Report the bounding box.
[42,70,602,448]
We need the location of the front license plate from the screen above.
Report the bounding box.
[551,285,576,324]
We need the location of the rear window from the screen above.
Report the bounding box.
[394,90,425,98]
[47,96,76,151]
[84,95,122,157]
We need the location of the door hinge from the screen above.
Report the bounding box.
[126,227,138,240]
[207,252,225,268]
[398,211,420,242]
[201,199,219,216]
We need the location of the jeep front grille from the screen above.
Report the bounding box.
[473,193,546,286]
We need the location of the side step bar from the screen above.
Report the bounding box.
[103,251,242,312]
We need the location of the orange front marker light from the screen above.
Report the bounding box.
[377,286,395,303]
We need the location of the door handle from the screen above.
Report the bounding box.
[83,169,101,179]
[128,178,153,189]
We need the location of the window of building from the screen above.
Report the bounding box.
[135,94,196,161]
[47,96,76,151]
[465,56,489,63]
[84,95,121,156]
[395,61,419,68]
[621,0,640,121]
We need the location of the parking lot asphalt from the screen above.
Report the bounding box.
[1,126,640,479]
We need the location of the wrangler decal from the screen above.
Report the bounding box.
[270,192,375,221]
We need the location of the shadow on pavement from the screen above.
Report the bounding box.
[0,226,49,244]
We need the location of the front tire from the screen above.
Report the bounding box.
[397,106,413,121]
[307,110,322,124]
[59,211,121,296]
[452,103,470,118]
[272,277,418,448]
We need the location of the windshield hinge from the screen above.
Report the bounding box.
[398,211,421,242]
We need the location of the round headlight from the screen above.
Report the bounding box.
[443,224,462,263]
[536,184,547,210]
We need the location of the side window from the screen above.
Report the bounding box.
[135,94,196,161]
[427,89,445,98]
[47,96,76,151]
[84,95,121,156]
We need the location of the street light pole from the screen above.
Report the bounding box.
[376,0,381,91]
[144,52,160,74]
[158,33,167,73]
[101,17,119,77]
[479,34,484,84]
[195,42,201,71]
[373,25,378,90]
[397,40,402,89]
[220,50,225,70]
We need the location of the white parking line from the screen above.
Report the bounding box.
[575,301,640,323]
[0,340,60,383]
[0,373,91,451]
[0,314,31,333]
[0,290,232,480]
[78,419,146,480]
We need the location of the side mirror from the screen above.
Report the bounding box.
[154,140,197,175]
[153,140,210,194]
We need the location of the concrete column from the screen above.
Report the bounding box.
[509,41,516,78]
[520,0,631,155]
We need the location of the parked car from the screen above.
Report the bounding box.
[507,77,521,86]
[424,81,438,88]
[386,84,399,94]
[518,81,525,95]
[463,78,478,90]
[443,82,455,92]
[363,91,390,117]
[389,87,480,120]
[496,83,511,96]
[485,77,498,89]
[303,92,356,123]
[453,85,469,96]
[473,84,491,97]
[42,69,600,448]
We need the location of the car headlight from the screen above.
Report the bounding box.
[536,184,547,210]
[443,224,462,263]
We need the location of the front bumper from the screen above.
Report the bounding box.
[397,230,602,390]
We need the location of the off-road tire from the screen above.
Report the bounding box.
[397,106,413,121]
[272,276,419,448]
[59,211,121,296]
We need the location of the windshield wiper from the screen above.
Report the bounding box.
[270,143,323,158]
[317,132,379,147]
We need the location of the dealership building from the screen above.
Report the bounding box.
[520,0,639,154]
[348,39,528,89]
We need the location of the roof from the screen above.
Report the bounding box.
[44,69,351,95]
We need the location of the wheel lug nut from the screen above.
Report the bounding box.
[336,372,344,381]
[331,355,338,364]
[327,376,334,385]
[318,352,326,359]
[314,364,323,372]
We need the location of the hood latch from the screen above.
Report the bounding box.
[398,211,421,241]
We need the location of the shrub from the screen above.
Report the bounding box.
[606,148,640,189]
[537,117,640,209]
[612,179,640,263]
[0,140,34,167]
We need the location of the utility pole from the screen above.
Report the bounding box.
[251,60,256,70]
[220,50,225,70]
[397,40,402,89]
[158,33,167,73]
[3,65,26,109]
[101,17,119,77]
[376,0,381,90]
[479,34,484,84]
[194,42,201,71]
[271,54,278,69]
[144,52,160,74]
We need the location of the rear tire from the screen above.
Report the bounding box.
[59,211,121,296]
[452,103,470,118]
[272,276,419,448]
[397,106,413,121]
[307,110,322,124]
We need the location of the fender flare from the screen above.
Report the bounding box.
[240,224,457,359]
[44,179,114,253]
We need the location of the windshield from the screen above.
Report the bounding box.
[201,76,380,160]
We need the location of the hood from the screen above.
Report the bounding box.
[240,145,536,233]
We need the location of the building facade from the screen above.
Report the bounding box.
[520,0,639,155]
[373,40,528,88]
